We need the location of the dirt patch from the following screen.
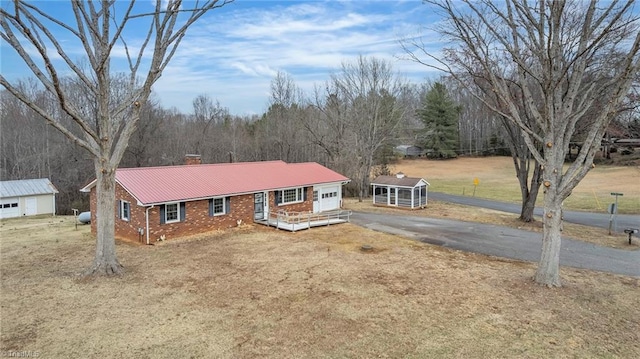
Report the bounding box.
[1,216,639,358]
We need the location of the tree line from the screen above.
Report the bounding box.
[2,57,637,216]
[0,56,506,213]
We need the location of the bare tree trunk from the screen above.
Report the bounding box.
[519,163,542,222]
[84,161,122,276]
[535,191,563,287]
[534,143,566,286]
[506,119,543,223]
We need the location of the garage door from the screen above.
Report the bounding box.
[319,186,339,212]
[0,197,20,218]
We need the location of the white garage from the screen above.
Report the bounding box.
[312,184,342,213]
[0,178,58,219]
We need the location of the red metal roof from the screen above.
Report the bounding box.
[110,160,349,205]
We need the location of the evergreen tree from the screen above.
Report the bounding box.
[417,82,461,158]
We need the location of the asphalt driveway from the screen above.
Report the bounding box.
[350,211,640,277]
[429,192,640,230]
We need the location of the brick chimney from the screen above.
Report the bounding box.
[185,154,202,165]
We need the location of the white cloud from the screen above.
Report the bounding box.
[229,62,278,77]
[150,0,444,115]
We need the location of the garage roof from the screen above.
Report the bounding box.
[81,160,350,205]
[0,178,59,198]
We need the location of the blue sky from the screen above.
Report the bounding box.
[1,1,443,116]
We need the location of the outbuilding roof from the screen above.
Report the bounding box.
[0,178,59,198]
[81,160,350,205]
[371,175,430,188]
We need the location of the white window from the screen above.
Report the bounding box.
[212,198,225,216]
[165,202,179,223]
[281,188,304,205]
[121,201,130,221]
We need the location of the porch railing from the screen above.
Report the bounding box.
[266,209,352,231]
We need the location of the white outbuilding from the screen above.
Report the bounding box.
[0,178,58,219]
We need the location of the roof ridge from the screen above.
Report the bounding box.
[117,160,287,172]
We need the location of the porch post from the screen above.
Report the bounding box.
[411,186,415,209]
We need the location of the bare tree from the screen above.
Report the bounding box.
[1,0,233,276]
[307,56,408,200]
[264,71,309,162]
[444,80,504,156]
[1,84,95,214]
[190,94,228,161]
[469,74,545,222]
[307,87,351,168]
[403,0,640,286]
[121,95,166,168]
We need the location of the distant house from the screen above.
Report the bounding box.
[80,158,351,243]
[371,173,429,209]
[0,178,58,219]
[394,145,424,158]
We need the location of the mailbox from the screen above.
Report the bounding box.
[623,228,638,244]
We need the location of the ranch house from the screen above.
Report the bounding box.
[80,157,350,243]
[371,173,429,209]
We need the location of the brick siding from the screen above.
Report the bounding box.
[269,187,313,213]
[89,185,314,243]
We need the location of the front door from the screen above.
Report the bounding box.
[312,190,319,213]
[254,192,268,220]
[389,188,396,205]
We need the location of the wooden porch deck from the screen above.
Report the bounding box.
[256,209,352,232]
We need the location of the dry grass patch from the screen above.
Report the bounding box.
[1,216,639,358]
[391,157,640,213]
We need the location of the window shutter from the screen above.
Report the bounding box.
[303,187,308,201]
[117,200,122,219]
[209,199,213,217]
[275,191,281,205]
[225,197,231,214]
[180,202,186,222]
[160,205,166,224]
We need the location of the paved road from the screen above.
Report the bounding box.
[350,211,640,277]
[429,192,640,231]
